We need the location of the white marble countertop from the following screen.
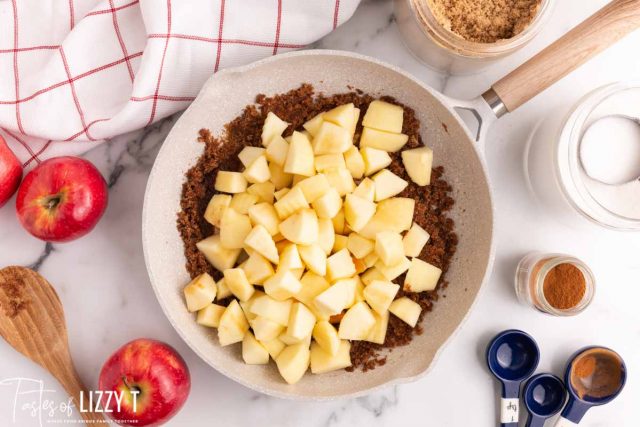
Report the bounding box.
[1,1,639,426]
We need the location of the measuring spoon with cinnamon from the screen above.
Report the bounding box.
[0,266,105,424]
[555,346,626,426]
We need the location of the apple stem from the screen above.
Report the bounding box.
[45,195,61,210]
[121,377,141,395]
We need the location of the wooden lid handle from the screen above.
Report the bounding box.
[490,0,640,114]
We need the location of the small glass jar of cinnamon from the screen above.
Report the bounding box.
[515,252,595,316]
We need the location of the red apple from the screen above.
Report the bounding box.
[99,339,191,427]
[16,156,107,242]
[0,134,23,208]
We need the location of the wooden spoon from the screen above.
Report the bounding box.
[0,266,105,423]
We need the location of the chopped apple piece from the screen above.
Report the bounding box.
[278,208,318,245]
[375,256,411,281]
[292,271,324,298]
[353,257,367,274]
[315,154,346,173]
[311,188,342,219]
[313,277,355,316]
[404,258,442,292]
[360,267,386,285]
[365,310,389,344]
[332,234,348,253]
[243,155,271,184]
[274,186,308,219]
[278,243,304,271]
[273,187,290,201]
[323,103,355,129]
[220,208,253,249]
[284,131,315,176]
[326,249,357,282]
[216,278,232,300]
[215,171,247,193]
[310,340,352,374]
[261,112,288,147]
[223,268,254,302]
[287,302,316,341]
[279,332,311,346]
[313,122,352,155]
[238,146,266,167]
[363,251,379,268]
[324,168,355,196]
[246,182,275,204]
[375,231,405,266]
[292,174,306,186]
[242,332,269,365]
[276,343,310,385]
[343,146,365,179]
[359,197,415,239]
[352,179,374,203]
[184,273,217,312]
[338,302,376,340]
[242,251,274,285]
[249,295,292,325]
[303,112,324,137]
[250,316,284,341]
[247,203,280,236]
[389,297,421,327]
[229,192,259,214]
[363,280,400,315]
[268,162,294,190]
[350,108,361,136]
[362,100,404,133]
[298,244,327,276]
[218,300,249,346]
[401,146,433,186]
[204,194,231,227]
[372,169,408,201]
[244,225,279,264]
[295,173,330,202]
[361,147,392,176]
[347,233,374,259]
[344,194,376,232]
[196,235,242,271]
[312,321,340,356]
[265,136,289,166]
[360,127,409,152]
[317,218,335,255]
[261,337,286,359]
[332,209,346,235]
[196,303,226,328]
[403,223,430,257]
[264,270,302,301]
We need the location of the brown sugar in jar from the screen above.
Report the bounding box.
[515,253,595,316]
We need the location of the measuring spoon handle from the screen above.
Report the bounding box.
[499,381,521,427]
[525,414,548,427]
[554,397,590,426]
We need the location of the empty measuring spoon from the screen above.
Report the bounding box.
[486,330,540,427]
[555,346,626,426]
[523,374,566,427]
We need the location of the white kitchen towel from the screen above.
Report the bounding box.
[0,0,360,166]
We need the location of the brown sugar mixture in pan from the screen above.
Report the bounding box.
[177,84,458,371]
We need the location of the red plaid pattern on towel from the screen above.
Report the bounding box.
[0,0,359,166]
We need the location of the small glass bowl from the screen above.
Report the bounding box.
[394,0,554,75]
[515,252,595,316]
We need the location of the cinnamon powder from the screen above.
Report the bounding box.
[571,349,623,399]
[543,263,586,310]
[426,0,543,43]
[176,84,458,372]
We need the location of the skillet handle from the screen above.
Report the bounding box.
[486,0,640,116]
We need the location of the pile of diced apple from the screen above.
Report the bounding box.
[183,100,442,385]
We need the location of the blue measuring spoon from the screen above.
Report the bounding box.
[486,330,540,427]
[523,373,566,427]
[554,346,626,426]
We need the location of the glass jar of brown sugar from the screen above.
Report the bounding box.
[515,252,595,316]
[393,0,554,75]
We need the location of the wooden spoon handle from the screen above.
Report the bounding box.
[491,0,640,112]
[55,362,106,423]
